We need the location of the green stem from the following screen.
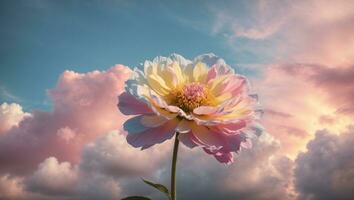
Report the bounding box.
[170,132,180,200]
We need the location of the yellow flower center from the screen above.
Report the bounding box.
[170,83,212,113]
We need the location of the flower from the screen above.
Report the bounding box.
[118,54,263,164]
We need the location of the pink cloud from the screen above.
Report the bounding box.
[276,0,354,67]
[278,64,354,116]
[0,65,132,175]
[211,0,354,66]
[0,174,26,200]
[252,62,354,157]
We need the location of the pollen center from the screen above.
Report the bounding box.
[171,83,211,113]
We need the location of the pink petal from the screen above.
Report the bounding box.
[190,124,226,148]
[193,106,219,115]
[203,148,234,164]
[211,75,248,97]
[118,92,153,115]
[178,131,202,148]
[202,133,244,164]
[191,123,243,152]
[206,65,218,81]
[124,116,179,149]
[206,63,233,82]
[209,120,247,134]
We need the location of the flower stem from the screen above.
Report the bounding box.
[171,132,180,200]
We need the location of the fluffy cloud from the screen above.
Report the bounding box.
[16,131,171,200]
[0,65,132,175]
[0,174,27,200]
[0,103,30,135]
[0,129,298,200]
[295,127,354,200]
[119,134,296,200]
[80,131,170,178]
[25,157,78,196]
[23,152,125,200]
[0,174,48,200]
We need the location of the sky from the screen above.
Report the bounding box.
[0,0,354,200]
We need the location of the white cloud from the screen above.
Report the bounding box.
[25,157,78,196]
[80,131,170,178]
[0,102,30,135]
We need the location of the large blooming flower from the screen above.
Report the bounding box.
[118,54,262,164]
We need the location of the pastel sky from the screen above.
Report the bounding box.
[1,0,354,200]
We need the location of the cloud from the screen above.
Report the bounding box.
[25,157,78,196]
[2,60,352,200]
[23,151,125,200]
[14,131,170,200]
[0,103,30,135]
[0,65,132,175]
[279,64,354,116]
[209,0,289,40]
[253,66,315,157]
[0,51,352,199]
[209,0,354,66]
[294,127,354,200]
[80,131,170,178]
[76,173,122,200]
[0,174,27,200]
[211,135,296,200]
[121,134,296,200]
[14,130,296,200]
[285,0,354,66]
[0,174,48,200]
[252,62,354,158]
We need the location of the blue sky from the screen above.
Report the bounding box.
[1,0,264,111]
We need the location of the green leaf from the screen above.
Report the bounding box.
[142,178,171,199]
[121,196,151,200]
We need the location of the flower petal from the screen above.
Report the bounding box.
[193,106,218,115]
[209,120,247,135]
[120,53,263,164]
[175,119,191,133]
[140,115,168,127]
[124,116,179,149]
[206,64,233,80]
[190,123,225,148]
[118,92,153,115]
[204,148,234,164]
[178,131,201,148]
[192,62,208,83]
